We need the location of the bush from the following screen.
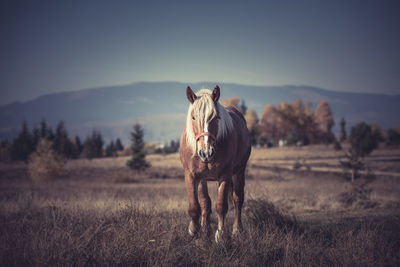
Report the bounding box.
[333,140,342,150]
[28,139,65,183]
[386,127,400,146]
[245,198,298,232]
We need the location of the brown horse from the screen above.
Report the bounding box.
[180,85,251,242]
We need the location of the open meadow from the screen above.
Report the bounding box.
[1,145,400,266]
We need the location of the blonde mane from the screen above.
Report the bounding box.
[185,89,234,154]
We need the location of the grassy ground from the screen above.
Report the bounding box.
[1,145,400,266]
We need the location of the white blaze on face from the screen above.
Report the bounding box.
[204,123,208,145]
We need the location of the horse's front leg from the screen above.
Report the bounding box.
[215,177,231,243]
[185,172,200,237]
[198,180,212,236]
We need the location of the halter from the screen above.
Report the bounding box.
[195,132,216,142]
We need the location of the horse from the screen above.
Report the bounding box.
[179,85,251,242]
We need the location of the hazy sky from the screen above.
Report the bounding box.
[1,0,399,105]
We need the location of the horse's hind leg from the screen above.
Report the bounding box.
[215,178,231,243]
[198,180,212,236]
[232,168,245,235]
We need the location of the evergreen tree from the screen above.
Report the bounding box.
[47,127,55,142]
[105,140,116,157]
[54,121,67,155]
[84,130,104,159]
[32,126,40,149]
[349,122,378,158]
[11,121,34,161]
[54,121,75,158]
[127,124,150,171]
[168,139,180,153]
[340,122,379,183]
[115,138,124,151]
[239,99,247,115]
[256,135,267,147]
[74,136,84,156]
[339,117,347,142]
[386,127,400,146]
[40,119,48,138]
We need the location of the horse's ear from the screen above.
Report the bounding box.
[211,85,220,103]
[186,86,197,104]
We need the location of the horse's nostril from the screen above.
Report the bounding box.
[199,150,205,158]
[209,148,215,157]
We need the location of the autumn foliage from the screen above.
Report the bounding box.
[256,99,332,146]
[28,138,66,182]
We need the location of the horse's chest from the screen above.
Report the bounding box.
[193,162,220,180]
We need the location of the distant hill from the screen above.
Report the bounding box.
[1,82,399,146]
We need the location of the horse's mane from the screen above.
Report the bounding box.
[185,89,234,154]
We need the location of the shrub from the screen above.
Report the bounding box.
[386,127,400,146]
[28,139,65,183]
[333,140,342,150]
[245,198,298,232]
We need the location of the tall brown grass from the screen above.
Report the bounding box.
[1,145,400,266]
[1,195,399,266]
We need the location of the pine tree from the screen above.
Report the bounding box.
[40,119,48,139]
[386,126,400,146]
[115,138,124,151]
[340,122,378,183]
[127,124,150,172]
[239,99,247,115]
[105,140,116,157]
[32,126,40,149]
[54,121,78,158]
[349,122,377,158]
[75,136,83,156]
[11,121,34,161]
[339,117,347,142]
[84,130,104,159]
[47,127,55,142]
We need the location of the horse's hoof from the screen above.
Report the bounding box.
[188,227,195,237]
[232,225,243,236]
[188,221,198,237]
[215,229,223,243]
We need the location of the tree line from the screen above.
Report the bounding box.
[222,97,400,147]
[0,119,180,163]
[0,120,125,162]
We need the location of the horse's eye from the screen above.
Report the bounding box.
[192,116,195,120]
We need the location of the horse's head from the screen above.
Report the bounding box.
[186,85,221,163]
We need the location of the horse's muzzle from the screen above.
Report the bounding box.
[198,146,215,163]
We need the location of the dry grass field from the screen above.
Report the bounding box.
[1,145,400,266]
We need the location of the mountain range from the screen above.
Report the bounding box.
[1,82,399,146]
